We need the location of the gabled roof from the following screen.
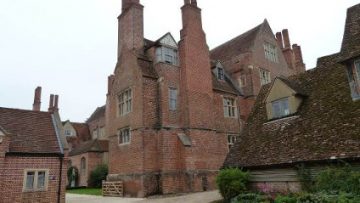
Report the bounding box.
[86,105,106,123]
[211,61,242,95]
[0,107,62,154]
[274,77,307,97]
[144,32,178,50]
[210,20,266,61]
[69,139,109,156]
[224,53,360,169]
[339,3,360,62]
[71,122,91,142]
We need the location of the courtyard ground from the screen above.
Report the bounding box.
[66,190,222,203]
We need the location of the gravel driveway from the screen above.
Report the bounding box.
[66,190,222,203]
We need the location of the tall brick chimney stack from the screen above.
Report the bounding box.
[48,94,59,113]
[32,86,42,111]
[117,0,144,58]
[281,29,295,69]
[292,44,306,73]
[275,32,283,49]
[179,0,214,129]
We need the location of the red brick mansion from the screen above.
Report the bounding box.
[102,0,305,197]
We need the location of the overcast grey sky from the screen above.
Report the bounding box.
[0,0,358,122]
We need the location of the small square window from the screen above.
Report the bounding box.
[64,129,72,136]
[23,170,48,192]
[118,128,131,145]
[271,98,290,119]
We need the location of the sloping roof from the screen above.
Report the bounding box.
[339,3,360,62]
[86,106,106,123]
[277,77,307,96]
[69,139,109,156]
[210,22,263,61]
[71,122,91,142]
[224,53,360,169]
[0,107,62,154]
[212,74,241,95]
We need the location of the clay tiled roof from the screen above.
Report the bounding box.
[339,4,360,62]
[210,23,262,61]
[224,53,360,169]
[71,122,91,142]
[212,74,241,95]
[69,139,109,156]
[86,106,105,123]
[0,107,62,154]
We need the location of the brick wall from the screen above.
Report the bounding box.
[69,152,106,187]
[0,156,66,203]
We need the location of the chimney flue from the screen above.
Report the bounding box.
[48,94,54,112]
[32,86,42,111]
[275,32,284,49]
[54,95,59,112]
[282,29,291,49]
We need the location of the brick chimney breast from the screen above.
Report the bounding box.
[282,29,291,49]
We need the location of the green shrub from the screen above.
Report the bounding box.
[274,194,297,203]
[231,193,271,203]
[296,192,360,203]
[296,163,315,192]
[216,168,250,202]
[88,164,108,188]
[315,166,360,195]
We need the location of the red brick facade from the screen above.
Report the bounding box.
[104,0,305,197]
[0,155,66,203]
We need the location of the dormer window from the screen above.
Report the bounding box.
[156,46,179,66]
[347,59,360,100]
[271,98,290,118]
[217,68,225,80]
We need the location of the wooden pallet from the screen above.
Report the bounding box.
[102,181,123,197]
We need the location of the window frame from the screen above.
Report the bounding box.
[259,68,271,85]
[156,46,179,66]
[64,129,72,136]
[23,169,49,192]
[227,134,238,150]
[223,97,237,118]
[118,88,132,116]
[169,87,178,111]
[264,42,278,63]
[217,68,225,80]
[271,97,290,119]
[118,127,131,146]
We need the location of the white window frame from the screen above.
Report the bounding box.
[118,88,132,116]
[260,68,271,85]
[223,97,237,118]
[23,169,49,192]
[227,134,238,150]
[238,75,246,88]
[264,42,278,63]
[118,128,131,145]
[169,87,178,111]
[271,97,290,119]
[156,46,179,66]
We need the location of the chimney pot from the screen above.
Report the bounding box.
[48,94,54,112]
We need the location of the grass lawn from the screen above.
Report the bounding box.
[66,188,102,196]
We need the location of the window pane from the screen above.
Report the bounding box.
[26,172,35,190]
[37,171,46,189]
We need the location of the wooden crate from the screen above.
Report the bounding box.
[102,181,123,197]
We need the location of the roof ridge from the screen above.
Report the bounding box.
[0,107,51,115]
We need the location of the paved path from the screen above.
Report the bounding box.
[66,190,222,203]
